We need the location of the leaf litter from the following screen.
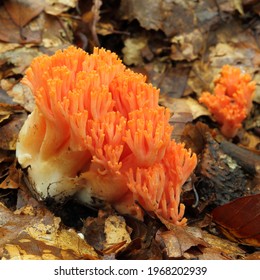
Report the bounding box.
[0,0,259,260]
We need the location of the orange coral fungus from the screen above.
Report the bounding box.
[16,46,197,225]
[199,65,255,138]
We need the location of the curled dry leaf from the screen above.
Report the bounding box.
[116,216,163,260]
[212,194,260,247]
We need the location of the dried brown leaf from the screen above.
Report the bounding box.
[117,238,162,260]
[156,226,208,259]
[0,47,43,77]
[212,194,260,247]
[44,0,77,16]
[122,37,147,66]
[0,112,27,150]
[171,29,205,62]
[0,6,42,44]
[201,230,245,259]
[181,122,212,155]
[4,0,45,27]
[145,63,190,98]
[0,163,22,190]
[119,0,195,37]
[0,203,98,260]
[160,97,209,143]
[104,215,131,251]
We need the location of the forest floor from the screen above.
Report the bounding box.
[0,0,259,260]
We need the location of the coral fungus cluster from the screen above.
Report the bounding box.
[199,65,255,138]
[16,46,197,225]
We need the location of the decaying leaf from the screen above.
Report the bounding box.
[4,0,45,28]
[200,230,246,260]
[0,163,21,190]
[0,203,98,260]
[244,251,260,260]
[0,5,43,44]
[5,82,35,112]
[45,0,77,16]
[171,29,205,62]
[116,216,163,260]
[181,122,212,155]
[212,194,260,247]
[0,47,43,76]
[0,112,27,150]
[156,225,208,259]
[0,103,23,123]
[122,37,147,66]
[119,0,195,37]
[82,212,131,255]
[82,215,106,252]
[147,63,191,98]
[232,0,244,14]
[159,97,210,143]
[104,215,131,250]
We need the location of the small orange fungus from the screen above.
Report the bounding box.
[199,65,255,138]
